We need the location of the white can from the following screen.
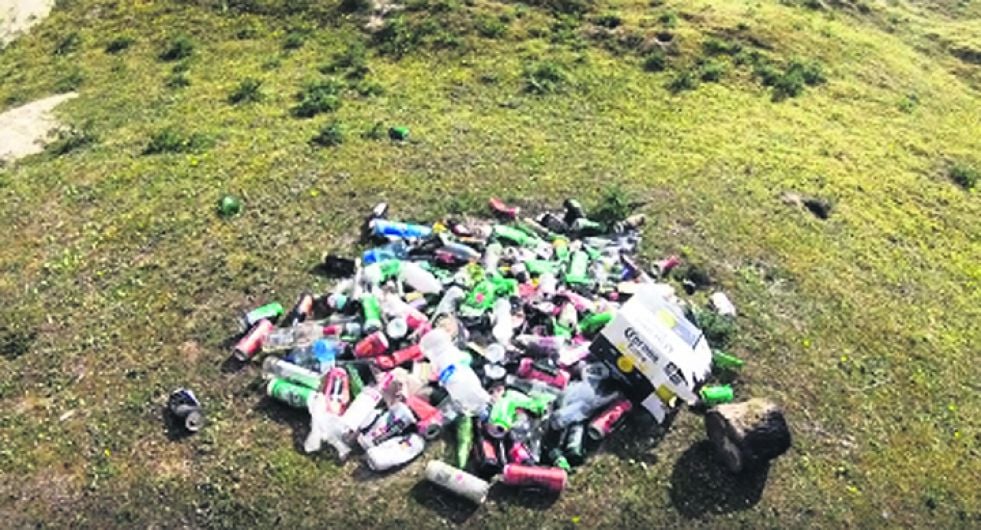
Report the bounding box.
[424,460,490,505]
[709,292,737,317]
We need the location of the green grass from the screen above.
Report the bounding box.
[0,0,979,528]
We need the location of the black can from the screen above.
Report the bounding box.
[167,388,204,433]
[563,422,586,465]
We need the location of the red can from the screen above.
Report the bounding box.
[354,331,389,358]
[234,319,274,361]
[507,441,534,465]
[320,368,351,416]
[290,293,315,324]
[587,398,633,440]
[516,358,570,389]
[501,464,567,492]
[405,309,429,330]
[406,395,443,440]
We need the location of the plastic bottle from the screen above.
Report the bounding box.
[340,373,392,433]
[261,321,326,353]
[363,240,409,265]
[482,242,502,272]
[287,338,341,373]
[401,260,442,294]
[432,285,465,318]
[439,364,491,415]
[491,297,514,344]
[440,241,482,263]
[262,357,323,389]
[380,291,428,329]
[364,433,426,471]
[419,328,465,375]
[538,272,558,298]
[550,381,620,430]
[369,219,432,240]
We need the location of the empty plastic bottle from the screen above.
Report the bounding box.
[421,329,490,414]
[491,297,514,344]
[261,321,326,353]
[401,260,442,294]
[365,434,425,471]
[262,357,322,389]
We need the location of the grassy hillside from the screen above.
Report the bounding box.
[0,0,978,527]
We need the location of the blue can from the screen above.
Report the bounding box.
[370,219,432,240]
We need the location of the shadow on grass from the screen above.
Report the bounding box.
[669,440,769,517]
[409,479,482,524]
[600,408,675,464]
[253,395,311,453]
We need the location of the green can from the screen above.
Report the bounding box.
[565,250,590,285]
[241,302,284,330]
[712,350,745,371]
[552,318,573,339]
[362,294,383,332]
[525,259,558,276]
[700,384,734,406]
[579,310,614,335]
[267,378,314,409]
[493,225,534,247]
[217,195,242,217]
[389,126,409,141]
[346,364,365,398]
[456,414,474,469]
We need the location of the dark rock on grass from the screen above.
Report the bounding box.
[781,191,833,219]
[803,197,833,219]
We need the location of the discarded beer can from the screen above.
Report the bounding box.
[167,388,205,433]
[425,460,490,504]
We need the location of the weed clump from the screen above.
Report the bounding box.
[47,124,98,156]
[755,58,825,101]
[362,121,385,140]
[54,69,84,93]
[702,37,742,56]
[105,35,134,54]
[523,60,569,94]
[476,15,508,38]
[292,79,343,118]
[667,69,698,93]
[950,164,978,190]
[321,43,369,79]
[166,73,190,89]
[283,30,307,50]
[592,13,623,29]
[312,120,345,147]
[643,50,667,72]
[159,35,194,61]
[699,60,726,82]
[54,32,82,56]
[228,78,264,104]
[375,16,419,58]
[143,128,212,155]
[592,185,634,226]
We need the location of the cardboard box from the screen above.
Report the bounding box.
[590,284,712,422]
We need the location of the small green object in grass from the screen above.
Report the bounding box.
[218,195,242,217]
[389,126,409,141]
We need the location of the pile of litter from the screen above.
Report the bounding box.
[220,198,752,502]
